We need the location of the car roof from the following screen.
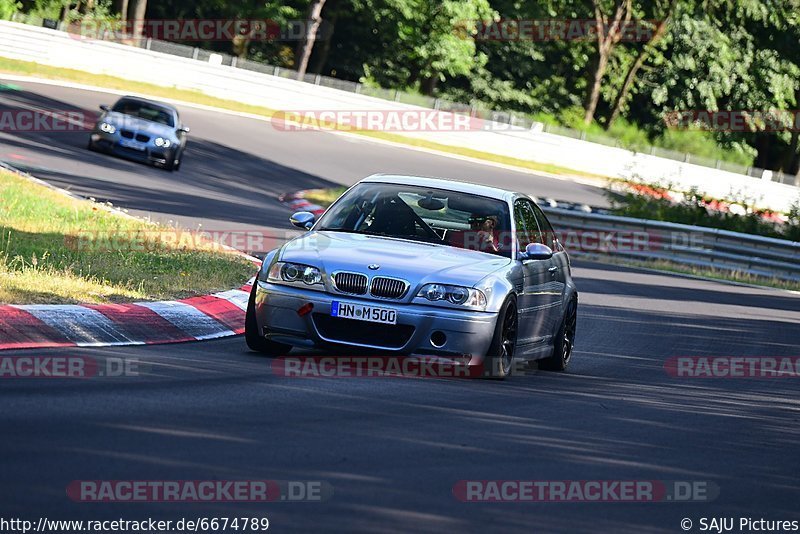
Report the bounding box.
[360,174,519,201]
[116,96,179,114]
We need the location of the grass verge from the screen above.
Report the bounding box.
[0,57,611,182]
[0,57,284,118]
[301,187,347,207]
[0,169,255,304]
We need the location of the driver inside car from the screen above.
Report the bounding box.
[448,213,502,254]
[468,214,500,253]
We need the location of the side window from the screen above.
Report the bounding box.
[513,200,532,249]
[514,200,544,247]
[530,202,559,251]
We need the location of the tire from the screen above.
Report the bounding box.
[173,159,181,171]
[539,297,577,371]
[244,283,292,356]
[483,296,518,379]
[87,139,97,151]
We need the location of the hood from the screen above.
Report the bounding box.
[104,112,174,135]
[280,230,511,288]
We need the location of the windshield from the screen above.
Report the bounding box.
[112,99,176,127]
[316,182,512,257]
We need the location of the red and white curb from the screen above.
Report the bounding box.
[278,190,327,217]
[0,280,255,351]
[0,162,267,351]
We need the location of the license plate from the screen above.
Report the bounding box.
[331,300,397,325]
[119,139,146,151]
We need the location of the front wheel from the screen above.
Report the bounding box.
[245,283,292,356]
[539,298,577,371]
[484,296,517,379]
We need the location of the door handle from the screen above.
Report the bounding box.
[548,266,559,273]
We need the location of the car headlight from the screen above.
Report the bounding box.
[99,122,116,134]
[154,137,172,148]
[417,284,487,308]
[266,261,324,289]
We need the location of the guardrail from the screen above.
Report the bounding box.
[541,207,800,283]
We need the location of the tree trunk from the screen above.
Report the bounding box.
[79,0,94,15]
[782,123,800,174]
[606,9,676,130]
[754,134,781,171]
[59,3,72,24]
[295,0,327,80]
[606,1,676,128]
[232,34,249,59]
[583,0,631,125]
[584,53,609,125]
[114,0,129,22]
[421,74,438,96]
[129,0,146,40]
[309,9,337,74]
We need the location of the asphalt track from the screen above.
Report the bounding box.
[1,79,799,533]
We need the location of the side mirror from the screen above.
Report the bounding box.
[99,104,109,112]
[520,242,553,261]
[290,211,315,230]
[178,126,190,134]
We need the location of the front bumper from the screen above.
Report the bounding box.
[90,132,175,166]
[254,281,498,365]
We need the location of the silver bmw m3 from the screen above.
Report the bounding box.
[88,96,189,172]
[245,174,578,378]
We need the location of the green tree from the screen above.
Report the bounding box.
[347,0,494,95]
[0,0,22,19]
